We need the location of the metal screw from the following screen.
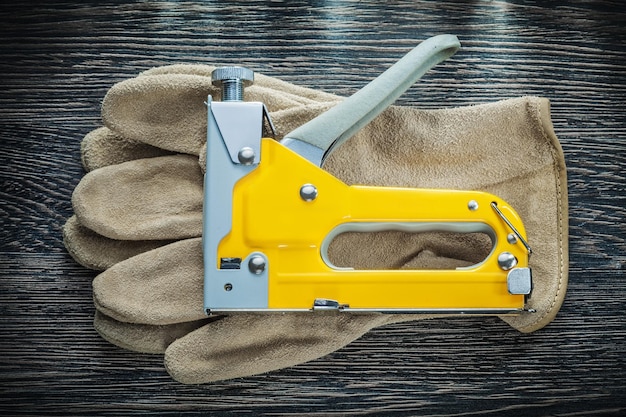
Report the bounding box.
[507,233,518,244]
[468,200,479,211]
[248,255,266,275]
[300,184,318,202]
[224,283,233,291]
[211,66,254,101]
[238,147,255,165]
[497,252,518,270]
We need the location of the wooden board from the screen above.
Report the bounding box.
[1,1,624,415]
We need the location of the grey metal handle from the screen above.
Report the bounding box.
[281,34,461,166]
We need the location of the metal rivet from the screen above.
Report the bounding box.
[248,255,266,275]
[238,147,255,165]
[224,283,233,291]
[497,252,518,270]
[507,233,518,244]
[300,183,318,202]
[468,200,479,211]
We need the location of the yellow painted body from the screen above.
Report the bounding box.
[218,139,529,311]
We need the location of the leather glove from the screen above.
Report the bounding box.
[64,65,568,383]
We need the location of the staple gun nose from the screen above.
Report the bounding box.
[202,35,533,315]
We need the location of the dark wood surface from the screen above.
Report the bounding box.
[1,1,625,415]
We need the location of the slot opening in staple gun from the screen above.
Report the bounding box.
[322,226,495,271]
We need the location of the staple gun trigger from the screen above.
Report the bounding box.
[203,35,533,315]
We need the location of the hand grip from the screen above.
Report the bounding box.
[281,34,461,165]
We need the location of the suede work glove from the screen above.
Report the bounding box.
[64,65,568,384]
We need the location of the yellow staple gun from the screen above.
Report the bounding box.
[203,35,533,315]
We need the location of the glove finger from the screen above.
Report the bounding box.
[92,238,205,325]
[72,154,203,240]
[102,74,214,155]
[101,74,341,156]
[63,215,174,271]
[163,312,390,384]
[81,126,175,172]
[94,310,214,354]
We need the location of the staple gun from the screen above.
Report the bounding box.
[203,35,533,315]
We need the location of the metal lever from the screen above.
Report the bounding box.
[281,34,461,166]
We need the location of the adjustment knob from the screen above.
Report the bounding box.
[211,66,254,101]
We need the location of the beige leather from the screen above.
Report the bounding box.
[64,66,568,383]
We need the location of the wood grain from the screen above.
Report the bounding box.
[1,0,624,415]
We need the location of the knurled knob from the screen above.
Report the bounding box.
[211,66,254,101]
